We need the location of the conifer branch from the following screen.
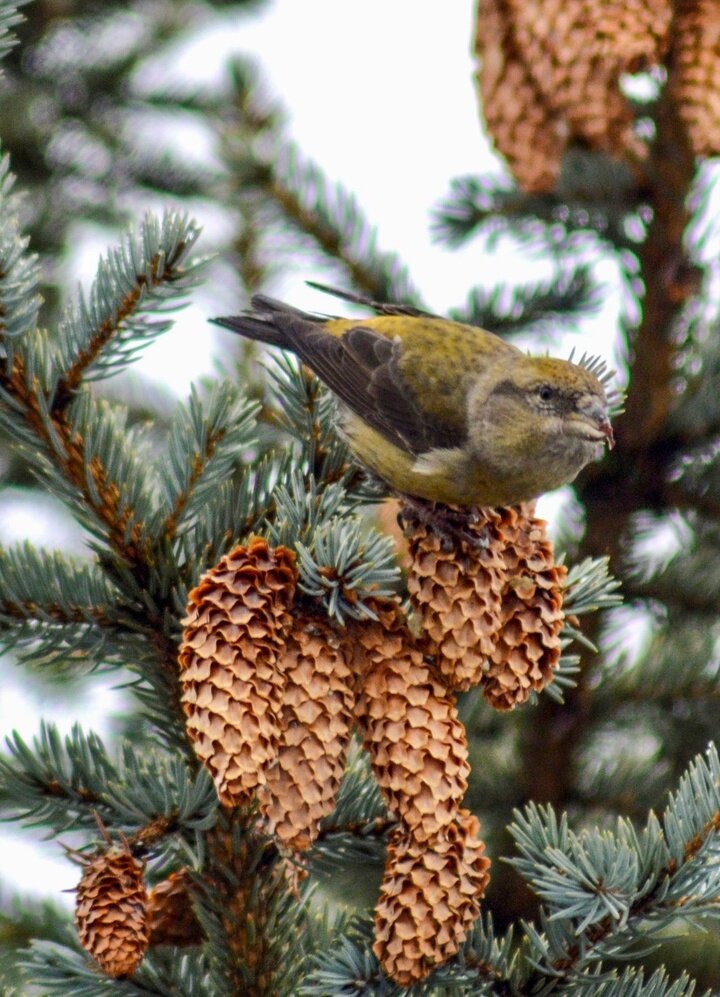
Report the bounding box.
[511,745,720,989]
[52,213,202,409]
[221,61,420,303]
[0,154,41,350]
[0,363,152,567]
[0,214,204,613]
[315,816,393,843]
[245,146,422,305]
[198,814,315,997]
[0,0,27,64]
[156,382,259,542]
[1,723,217,840]
[451,264,600,336]
[0,543,120,623]
[432,169,640,251]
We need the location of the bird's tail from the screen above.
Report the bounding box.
[211,294,323,350]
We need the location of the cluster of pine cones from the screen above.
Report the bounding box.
[476,0,718,191]
[170,505,562,984]
[74,503,565,985]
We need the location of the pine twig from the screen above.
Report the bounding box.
[53,242,192,412]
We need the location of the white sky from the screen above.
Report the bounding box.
[1,0,623,900]
[129,0,623,395]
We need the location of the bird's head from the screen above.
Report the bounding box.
[469,354,613,487]
[511,355,613,446]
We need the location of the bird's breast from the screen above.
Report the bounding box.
[340,412,510,506]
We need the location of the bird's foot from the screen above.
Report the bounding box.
[397,497,489,550]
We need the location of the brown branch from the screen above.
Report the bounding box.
[42,780,104,807]
[314,816,394,843]
[204,812,294,997]
[53,245,187,411]
[162,426,225,540]
[125,814,177,854]
[0,359,193,751]
[53,280,146,411]
[269,176,396,301]
[2,354,150,569]
[0,600,112,626]
[617,63,697,449]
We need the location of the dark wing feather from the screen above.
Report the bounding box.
[279,319,458,455]
[213,296,463,454]
[342,327,432,450]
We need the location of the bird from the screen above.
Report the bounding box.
[212,284,614,510]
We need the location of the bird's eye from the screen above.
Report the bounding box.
[538,385,554,403]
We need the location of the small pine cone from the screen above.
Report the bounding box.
[75,849,148,978]
[474,0,566,192]
[179,539,297,806]
[404,511,505,691]
[258,615,355,850]
[669,0,720,157]
[374,811,491,986]
[147,870,202,947]
[351,602,470,841]
[482,506,566,710]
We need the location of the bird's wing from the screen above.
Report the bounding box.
[277,317,465,455]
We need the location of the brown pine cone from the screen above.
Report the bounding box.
[588,0,671,70]
[374,811,491,986]
[483,0,671,164]
[507,0,669,82]
[669,0,720,157]
[147,870,202,947]
[350,601,469,841]
[179,538,297,806]
[75,848,148,978]
[482,506,566,710]
[258,615,355,850]
[474,0,566,192]
[405,510,505,691]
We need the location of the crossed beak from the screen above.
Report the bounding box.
[599,417,615,450]
[577,399,615,450]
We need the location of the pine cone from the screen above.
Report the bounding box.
[669,0,720,157]
[374,811,491,986]
[477,0,671,172]
[482,506,566,710]
[258,615,355,850]
[351,601,469,841]
[179,538,297,806]
[405,511,505,691]
[475,0,566,192]
[507,0,669,82]
[75,848,148,978]
[588,0,671,70]
[147,870,202,947]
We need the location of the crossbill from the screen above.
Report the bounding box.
[213,287,613,508]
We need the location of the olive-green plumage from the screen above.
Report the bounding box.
[213,287,613,507]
